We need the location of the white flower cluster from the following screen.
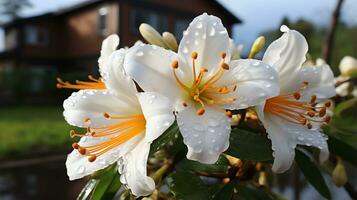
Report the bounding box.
[60,13,336,197]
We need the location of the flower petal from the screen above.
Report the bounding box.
[300,64,336,100]
[66,134,143,180]
[178,13,230,79]
[177,106,230,164]
[137,92,175,142]
[220,59,280,110]
[63,90,140,128]
[120,140,155,197]
[257,104,329,173]
[124,44,182,101]
[98,35,138,98]
[263,26,308,94]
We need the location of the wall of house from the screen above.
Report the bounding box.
[118,0,236,47]
[64,1,118,58]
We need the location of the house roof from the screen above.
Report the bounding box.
[0,0,241,28]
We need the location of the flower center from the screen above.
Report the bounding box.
[264,83,331,129]
[56,75,106,90]
[71,113,146,162]
[172,52,236,117]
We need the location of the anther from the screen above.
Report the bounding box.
[200,68,208,73]
[319,108,326,117]
[182,102,188,107]
[171,60,179,69]
[221,63,229,70]
[232,85,237,92]
[307,123,312,129]
[84,117,90,123]
[301,118,307,125]
[307,111,315,117]
[325,116,331,123]
[293,92,301,100]
[191,52,198,59]
[88,155,97,162]
[303,81,309,86]
[103,112,110,118]
[70,130,76,137]
[221,52,226,59]
[325,101,331,108]
[226,111,233,118]
[72,143,79,149]
[197,108,205,116]
[310,95,317,104]
[78,147,87,155]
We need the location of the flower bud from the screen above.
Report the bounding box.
[332,157,347,187]
[248,36,265,58]
[258,171,269,187]
[339,56,357,77]
[162,32,178,52]
[230,114,240,126]
[139,23,167,48]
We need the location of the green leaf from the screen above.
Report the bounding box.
[212,181,235,200]
[334,98,357,117]
[150,121,180,155]
[177,155,230,174]
[236,185,272,200]
[90,165,121,200]
[76,179,98,200]
[295,149,331,199]
[226,128,273,161]
[169,171,210,200]
[325,133,357,167]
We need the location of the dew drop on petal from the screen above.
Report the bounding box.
[209,27,216,36]
[196,22,203,29]
[207,118,219,127]
[136,50,144,56]
[76,165,85,175]
[193,124,204,131]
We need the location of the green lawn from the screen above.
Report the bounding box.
[0,105,78,157]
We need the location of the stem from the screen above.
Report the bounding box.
[152,161,172,183]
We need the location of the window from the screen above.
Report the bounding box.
[5,28,18,50]
[24,25,48,46]
[131,9,168,35]
[97,6,108,36]
[175,18,191,40]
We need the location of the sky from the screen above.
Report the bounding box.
[0,0,357,51]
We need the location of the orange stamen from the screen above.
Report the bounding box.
[57,76,106,90]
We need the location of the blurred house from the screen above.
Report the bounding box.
[0,0,240,102]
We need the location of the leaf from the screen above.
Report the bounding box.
[236,185,272,200]
[177,155,230,174]
[334,98,357,117]
[150,121,180,156]
[295,149,331,199]
[168,171,210,200]
[325,132,357,167]
[90,165,121,200]
[212,181,235,200]
[226,128,273,161]
[76,179,98,200]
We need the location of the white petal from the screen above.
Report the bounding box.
[137,92,175,142]
[177,106,230,164]
[120,140,155,197]
[124,44,182,101]
[178,13,230,79]
[66,134,143,180]
[63,90,140,128]
[98,35,138,98]
[256,112,295,173]
[220,59,280,110]
[299,64,336,99]
[263,26,308,93]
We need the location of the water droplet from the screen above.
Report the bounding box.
[207,118,218,127]
[182,46,189,54]
[193,124,204,131]
[183,30,189,36]
[195,31,199,36]
[213,22,217,26]
[117,157,124,166]
[212,139,216,143]
[98,158,107,166]
[136,50,144,56]
[120,174,127,184]
[164,121,171,126]
[196,22,203,29]
[76,166,85,174]
[266,83,272,88]
[208,128,215,133]
[297,136,304,141]
[202,33,207,39]
[118,163,126,174]
[193,134,199,137]
[269,76,275,80]
[252,60,260,66]
[209,27,216,36]
[219,30,227,34]
[194,40,199,45]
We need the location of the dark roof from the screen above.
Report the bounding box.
[1,0,241,28]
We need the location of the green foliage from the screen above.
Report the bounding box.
[176,156,230,174]
[295,149,331,199]
[236,185,273,200]
[212,181,235,200]
[90,165,121,200]
[0,106,77,156]
[226,128,273,162]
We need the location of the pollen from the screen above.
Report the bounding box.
[171,60,179,69]
[191,52,198,59]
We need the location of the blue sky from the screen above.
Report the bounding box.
[1,0,357,51]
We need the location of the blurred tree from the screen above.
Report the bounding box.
[0,0,32,22]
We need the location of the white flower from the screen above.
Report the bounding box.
[256,26,336,173]
[123,13,279,164]
[339,56,357,77]
[63,35,175,196]
[335,76,353,97]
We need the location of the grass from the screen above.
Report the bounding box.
[0,105,78,157]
